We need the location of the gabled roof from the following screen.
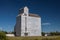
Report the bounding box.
[29,13,40,17]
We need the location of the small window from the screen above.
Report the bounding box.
[24,13,27,16]
[24,33,28,36]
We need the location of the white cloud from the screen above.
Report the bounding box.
[42,23,51,25]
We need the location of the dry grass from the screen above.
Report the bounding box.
[7,36,60,40]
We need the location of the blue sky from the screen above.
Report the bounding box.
[0,0,60,32]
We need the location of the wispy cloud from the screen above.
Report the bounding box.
[42,22,51,25]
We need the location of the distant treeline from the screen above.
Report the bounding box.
[42,31,60,36]
[0,30,60,36]
[0,30,14,34]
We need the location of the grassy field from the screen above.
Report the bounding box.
[7,36,60,40]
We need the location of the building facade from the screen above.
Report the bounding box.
[14,6,41,36]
